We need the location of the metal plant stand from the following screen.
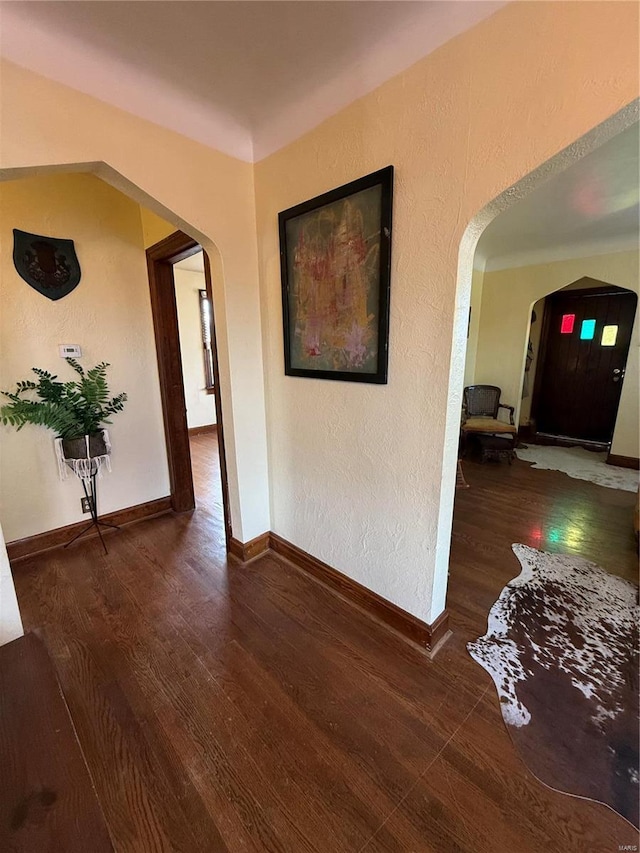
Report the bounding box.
[64,472,120,554]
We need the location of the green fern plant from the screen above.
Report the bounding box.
[0,359,127,440]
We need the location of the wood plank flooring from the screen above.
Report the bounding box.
[10,434,639,852]
[0,633,113,852]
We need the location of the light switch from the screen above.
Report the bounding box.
[59,344,82,358]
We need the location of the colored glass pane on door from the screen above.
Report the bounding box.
[560,314,575,334]
[580,319,596,340]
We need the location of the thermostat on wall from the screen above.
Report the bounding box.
[59,344,82,358]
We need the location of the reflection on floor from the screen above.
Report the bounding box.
[10,441,639,852]
[516,443,639,492]
[453,455,637,586]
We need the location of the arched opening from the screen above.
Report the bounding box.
[432,103,639,622]
[0,162,236,555]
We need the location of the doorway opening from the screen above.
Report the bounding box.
[432,108,639,626]
[146,231,232,548]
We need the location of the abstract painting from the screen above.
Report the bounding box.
[279,166,393,383]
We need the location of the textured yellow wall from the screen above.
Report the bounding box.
[0,58,271,543]
[1,2,638,622]
[0,173,170,540]
[0,523,22,644]
[254,2,639,620]
[474,250,639,458]
[519,296,545,428]
[140,207,176,249]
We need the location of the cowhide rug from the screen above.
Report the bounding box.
[515,445,639,492]
[468,544,639,828]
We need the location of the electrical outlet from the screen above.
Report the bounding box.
[81,497,93,514]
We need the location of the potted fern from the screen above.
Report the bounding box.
[0,359,127,471]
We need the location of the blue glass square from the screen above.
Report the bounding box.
[580,319,596,340]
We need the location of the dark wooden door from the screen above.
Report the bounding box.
[533,287,637,443]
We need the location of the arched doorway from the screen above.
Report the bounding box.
[432,103,639,621]
[0,164,235,555]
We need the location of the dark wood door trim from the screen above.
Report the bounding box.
[146,232,232,548]
[530,296,553,430]
[147,236,194,513]
[202,250,233,546]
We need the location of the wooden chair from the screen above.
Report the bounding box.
[461,385,516,455]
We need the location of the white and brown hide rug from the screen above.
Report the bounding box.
[468,544,639,828]
[515,444,639,492]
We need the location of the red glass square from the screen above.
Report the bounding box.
[560,314,575,334]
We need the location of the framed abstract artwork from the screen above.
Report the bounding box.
[278,166,393,383]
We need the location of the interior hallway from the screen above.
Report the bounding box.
[9,434,638,852]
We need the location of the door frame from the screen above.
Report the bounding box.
[146,230,232,549]
[531,282,637,445]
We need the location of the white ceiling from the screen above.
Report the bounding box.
[175,251,205,274]
[3,1,635,264]
[0,1,504,162]
[477,123,640,270]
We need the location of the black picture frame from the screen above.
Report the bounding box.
[278,165,393,384]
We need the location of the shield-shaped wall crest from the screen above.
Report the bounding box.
[13,229,81,301]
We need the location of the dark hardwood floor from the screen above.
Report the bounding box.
[10,434,639,851]
[0,633,113,853]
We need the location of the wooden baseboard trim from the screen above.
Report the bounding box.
[268,532,450,656]
[188,424,217,437]
[427,610,453,655]
[7,497,173,564]
[229,532,271,563]
[525,432,609,452]
[606,453,640,470]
